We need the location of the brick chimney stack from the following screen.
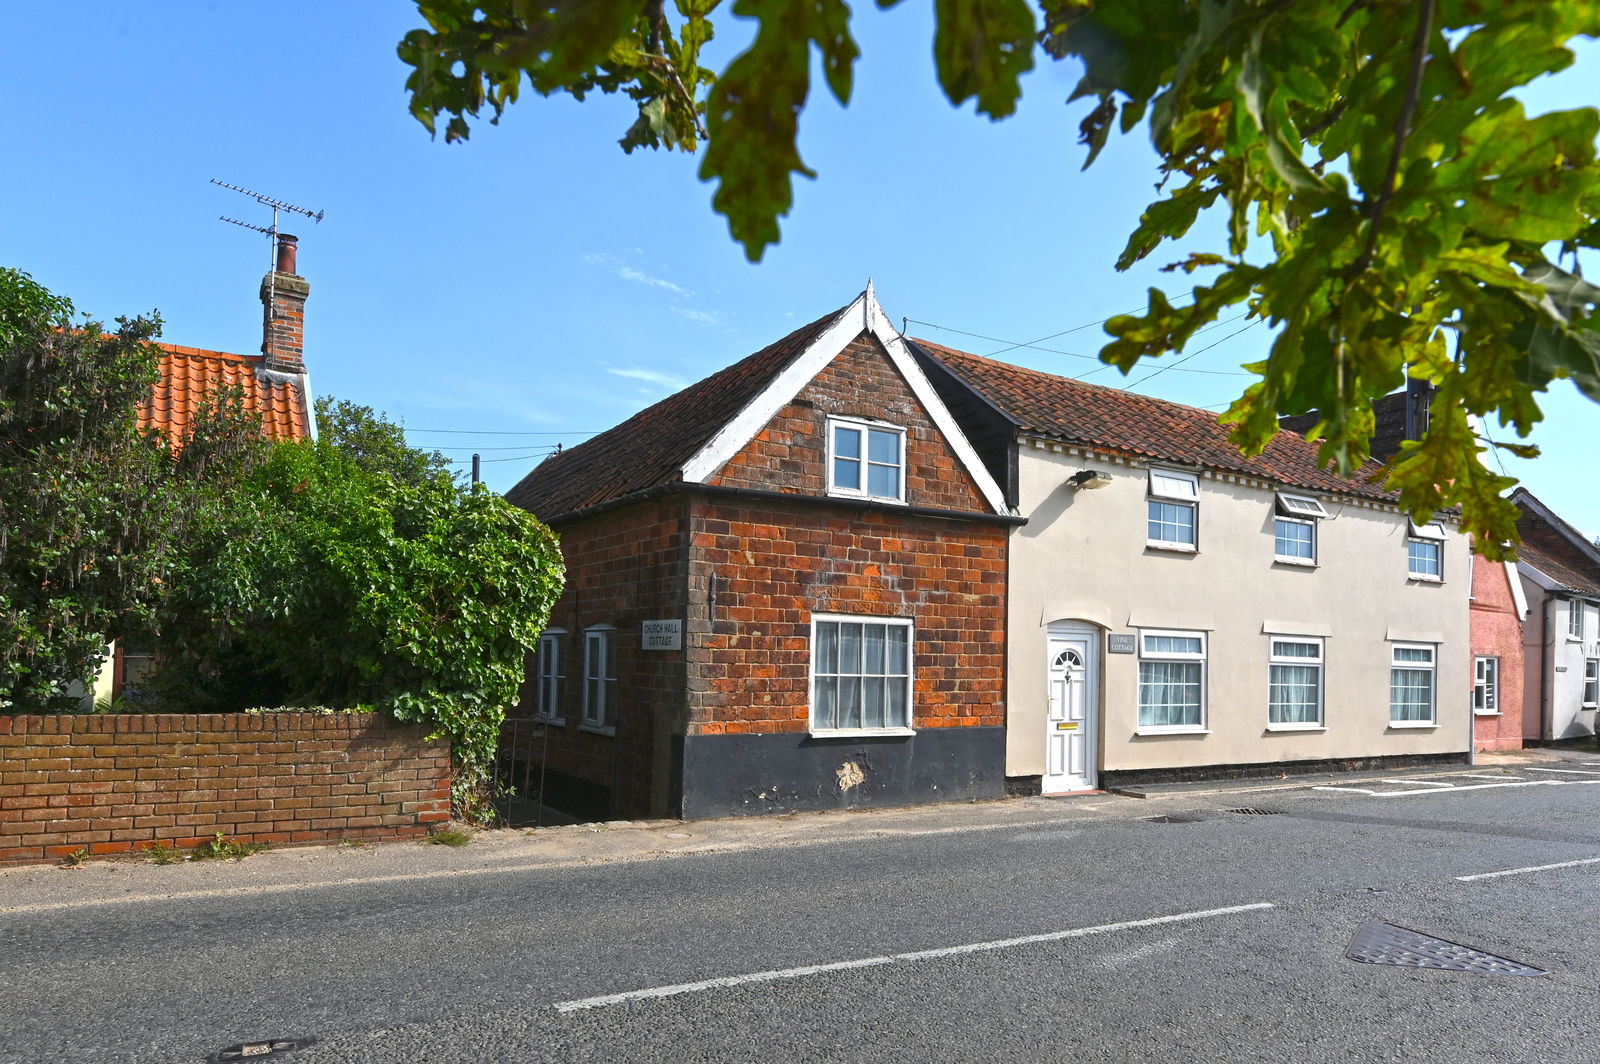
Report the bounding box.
[260,233,310,374]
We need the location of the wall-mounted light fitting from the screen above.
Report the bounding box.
[1068,469,1114,490]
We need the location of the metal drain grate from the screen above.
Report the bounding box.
[1223,807,1285,816]
[1142,814,1202,824]
[1346,921,1548,976]
[210,1037,319,1062]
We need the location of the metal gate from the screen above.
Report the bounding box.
[490,715,557,827]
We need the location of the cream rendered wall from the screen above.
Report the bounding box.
[1007,441,1472,777]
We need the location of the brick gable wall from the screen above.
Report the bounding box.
[0,713,448,867]
[710,334,989,513]
[685,497,1006,735]
[1470,550,1526,751]
[515,497,690,817]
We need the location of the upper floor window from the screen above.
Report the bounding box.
[1147,469,1199,551]
[811,615,913,734]
[828,417,904,502]
[535,630,566,723]
[1406,521,1445,581]
[582,626,618,733]
[1274,494,1326,565]
[1137,629,1206,731]
[1569,601,1586,640]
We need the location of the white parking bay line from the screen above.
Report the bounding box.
[1462,774,1521,781]
[1457,856,1600,882]
[552,902,1276,1013]
[1524,766,1600,776]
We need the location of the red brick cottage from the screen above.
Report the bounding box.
[506,287,1019,819]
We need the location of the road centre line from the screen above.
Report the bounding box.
[552,902,1276,1013]
[1456,856,1600,882]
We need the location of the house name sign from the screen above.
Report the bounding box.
[1107,634,1137,655]
[642,619,683,651]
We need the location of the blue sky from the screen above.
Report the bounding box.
[4,4,1596,536]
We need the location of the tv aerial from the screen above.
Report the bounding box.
[212,178,325,311]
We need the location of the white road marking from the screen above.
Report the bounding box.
[1462,774,1521,781]
[1392,780,1456,788]
[1524,766,1600,776]
[1317,779,1600,798]
[552,902,1276,1013]
[1456,856,1600,882]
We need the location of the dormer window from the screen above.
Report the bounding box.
[1147,469,1199,551]
[828,417,904,502]
[1274,493,1327,565]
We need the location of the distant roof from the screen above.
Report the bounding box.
[141,342,311,444]
[1513,488,1600,595]
[912,340,1398,504]
[507,304,851,519]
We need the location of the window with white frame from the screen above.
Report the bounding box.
[1147,469,1199,550]
[1389,643,1436,724]
[1138,630,1206,730]
[1569,600,1585,640]
[1274,493,1326,564]
[582,626,618,731]
[828,417,905,502]
[810,616,913,732]
[1269,637,1324,726]
[1585,658,1599,708]
[1406,521,1445,580]
[535,630,566,723]
[1473,656,1499,715]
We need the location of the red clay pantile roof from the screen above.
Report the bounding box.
[913,340,1398,504]
[506,305,852,520]
[141,343,311,444]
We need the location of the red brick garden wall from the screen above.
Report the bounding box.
[0,712,450,867]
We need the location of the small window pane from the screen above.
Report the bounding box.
[815,677,838,730]
[1394,646,1433,664]
[1145,634,1203,655]
[886,680,907,728]
[867,428,900,464]
[839,677,862,729]
[834,455,861,491]
[839,623,863,673]
[885,627,909,673]
[1272,640,1320,659]
[817,622,839,673]
[862,677,885,729]
[834,426,861,459]
[867,462,900,498]
[863,624,886,673]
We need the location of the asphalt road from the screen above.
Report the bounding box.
[3,764,1599,1063]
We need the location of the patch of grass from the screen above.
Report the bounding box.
[427,825,474,847]
[190,831,267,861]
[61,847,91,868]
[144,840,183,865]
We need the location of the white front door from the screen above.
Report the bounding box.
[1044,629,1098,793]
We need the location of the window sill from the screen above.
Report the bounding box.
[826,490,907,506]
[533,716,566,726]
[578,724,617,737]
[1273,557,1317,568]
[809,727,916,739]
[1266,723,1326,732]
[1406,575,1443,584]
[1145,542,1198,555]
[1387,721,1439,730]
[1473,710,1502,718]
[1134,726,1210,736]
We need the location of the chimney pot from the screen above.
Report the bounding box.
[275,233,299,276]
